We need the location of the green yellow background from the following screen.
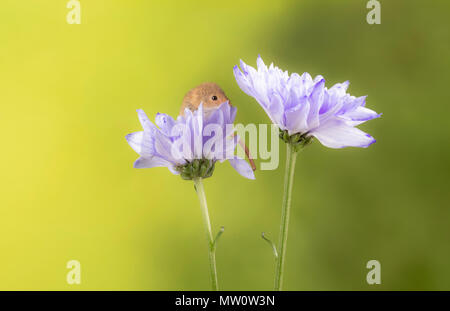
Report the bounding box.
[1,0,449,290]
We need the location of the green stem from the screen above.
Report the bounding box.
[193,177,219,291]
[274,143,298,291]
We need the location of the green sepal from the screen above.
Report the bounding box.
[176,159,216,181]
[279,128,314,151]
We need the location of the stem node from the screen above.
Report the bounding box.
[212,226,225,250]
[261,232,278,259]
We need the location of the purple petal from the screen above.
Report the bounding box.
[328,81,350,96]
[307,79,325,129]
[309,119,376,148]
[229,105,237,123]
[265,92,285,126]
[234,65,253,97]
[257,55,267,72]
[125,131,143,154]
[228,157,255,180]
[137,109,153,132]
[155,113,176,136]
[285,96,310,135]
[133,156,171,169]
[343,106,381,122]
[240,59,250,76]
[153,130,179,163]
[339,96,367,115]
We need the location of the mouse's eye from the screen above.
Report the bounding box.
[211,95,218,101]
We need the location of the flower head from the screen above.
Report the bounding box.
[233,56,380,149]
[126,102,255,180]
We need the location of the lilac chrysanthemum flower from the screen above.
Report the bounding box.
[234,56,381,291]
[126,102,255,180]
[233,56,380,148]
[126,102,253,290]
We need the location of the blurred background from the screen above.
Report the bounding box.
[0,0,449,290]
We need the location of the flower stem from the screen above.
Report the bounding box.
[193,177,219,291]
[274,143,298,291]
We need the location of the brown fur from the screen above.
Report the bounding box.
[180,82,230,115]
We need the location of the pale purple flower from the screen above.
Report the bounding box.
[233,56,380,148]
[126,102,255,179]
